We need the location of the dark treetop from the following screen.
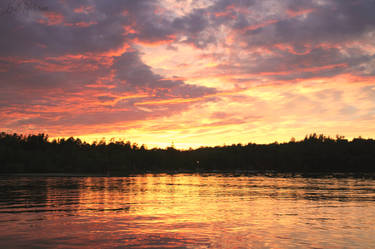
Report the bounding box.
[1,132,375,175]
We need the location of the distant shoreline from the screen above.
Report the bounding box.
[0,173,108,177]
[2,132,375,174]
[2,171,375,179]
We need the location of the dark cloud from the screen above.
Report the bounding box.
[112,51,216,97]
[198,0,375,81]
[0,0,176,57]
[215,0,375,47]
[0,0,218,134]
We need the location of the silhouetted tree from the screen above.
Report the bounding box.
[1,132,374,174]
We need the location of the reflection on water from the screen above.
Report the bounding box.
[0,174,374,248]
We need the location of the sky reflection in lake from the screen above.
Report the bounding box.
[0,174,374,248]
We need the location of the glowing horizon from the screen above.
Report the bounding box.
[1,0,375,149]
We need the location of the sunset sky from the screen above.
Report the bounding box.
[1,0,375,148]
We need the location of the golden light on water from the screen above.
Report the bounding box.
[1,175,375,248]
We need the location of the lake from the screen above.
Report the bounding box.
[0,174,374,248]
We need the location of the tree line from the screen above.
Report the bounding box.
[1,132,374,174]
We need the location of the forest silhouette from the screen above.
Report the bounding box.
[1,132,375,174]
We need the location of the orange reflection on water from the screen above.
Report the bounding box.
[0,174,374,248]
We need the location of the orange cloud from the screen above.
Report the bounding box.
[213,9,236,19]
[134,89,245,106]
[38,11,64,26]
[4,42,130,73]
[99,42,131,57]
[132,35,177,46]
[241,19,279,33]
[74,5,95,14]
[274,43,313,55]
[135,96,204,106]
[123,25,137,35]
[286,8,315,18]
[38,11,97,28]
[65,21,98,28]
[259,63,348,76]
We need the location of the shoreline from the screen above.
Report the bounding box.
[2,171,375,178]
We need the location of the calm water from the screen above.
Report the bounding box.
[0,174,374,249]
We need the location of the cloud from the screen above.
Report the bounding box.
[158,0,375,83]
[0,0,219,136]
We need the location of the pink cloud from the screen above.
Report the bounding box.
[38,11,65,26]
[286,8,315,18]
[65,21,98,28]
[38,11,97,28]
[132,35,177,46]
[74,5,95,14]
